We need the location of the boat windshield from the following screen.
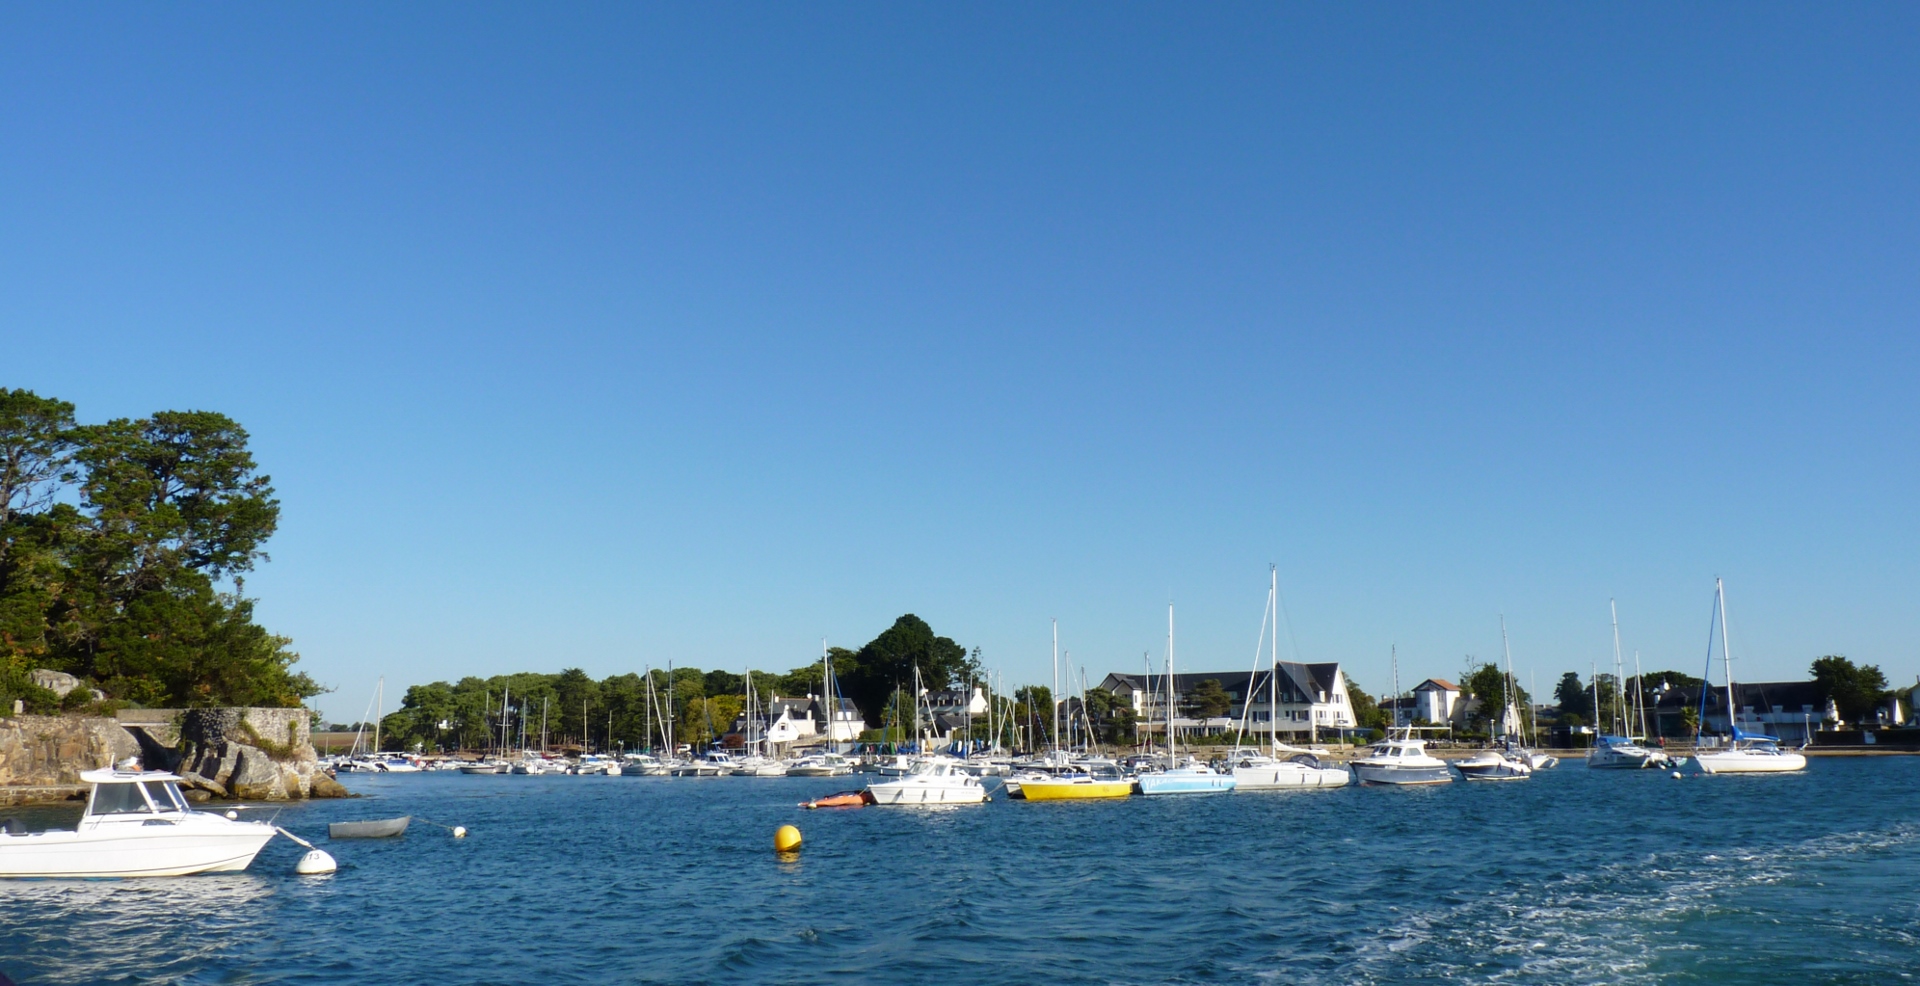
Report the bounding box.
[142,780,186,811]
[89,782,154,815]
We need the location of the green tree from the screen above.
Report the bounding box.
[1343,677,1387,732]
[840,614,979,726]
[1554,672,1586,717]
[1013,685,1052,749]
[1185,678,1233,719]
[1811,655,1889,724]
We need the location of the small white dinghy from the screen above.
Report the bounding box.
[0,768,278,878]
[328,816,412,839]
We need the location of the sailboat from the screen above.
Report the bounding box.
[1229,568,1349,790]
[1455,618,1533,781]
[1352,648,1454,785]
[1137,605,1236,795]
[1588,600,1671,770]
[1691,579,1807,774]
[1016,619,1133,801]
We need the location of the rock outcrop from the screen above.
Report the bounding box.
[174,707,337,801]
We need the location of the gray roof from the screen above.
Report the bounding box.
[1101,663,1344,705]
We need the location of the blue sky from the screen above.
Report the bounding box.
[3,5,1916,720]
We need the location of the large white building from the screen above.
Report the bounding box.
[1097,662,1358,739]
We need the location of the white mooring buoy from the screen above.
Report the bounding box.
[295,849,338,875]
[452,826,467,838]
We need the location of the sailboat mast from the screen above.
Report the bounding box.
[1167,605,1177,762]
[1610,600,1625,736]
[1269,567,1279,755]
[1051,619,1060,756]
[1634,650,1649,740]
[1500,616,1516,740]
[374,677,383,754]
[1718,578,1736,738]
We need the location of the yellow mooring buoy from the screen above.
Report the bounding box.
[774,824,802,852]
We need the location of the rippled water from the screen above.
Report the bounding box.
[3,757,1917,985]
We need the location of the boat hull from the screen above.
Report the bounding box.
[1455,757,1532,781]
[0,823,276,878]
[1694,750,1807,773]
[328,816,411,839]
[867,781,987,805]
[1352,762,1453,785]
[1017,779,1133,801]
[1135,774,1237,795]
[1231,764,1350,789]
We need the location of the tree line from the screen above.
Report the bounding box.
[376,614,985,752]
[0,390,318,711]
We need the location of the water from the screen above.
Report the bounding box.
[4,758,1918,985]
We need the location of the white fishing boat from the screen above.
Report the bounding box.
[1691,579,1807,775]
[867,758,988,805]
[0,769,278,878]
[1355,648,1454,785]
[1353,737,1454,785]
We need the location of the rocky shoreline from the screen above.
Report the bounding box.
[0,707,347,806]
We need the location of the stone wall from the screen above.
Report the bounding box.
[0,716,140,788]
[0,707,346,806]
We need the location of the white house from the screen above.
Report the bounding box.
[1407,679,1461,726]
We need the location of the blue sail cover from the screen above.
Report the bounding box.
[1731,725,1778,743]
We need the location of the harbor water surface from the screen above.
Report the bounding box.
[3,757,1917,984]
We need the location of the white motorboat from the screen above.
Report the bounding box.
[786,753,853,777]
[867,759,988,805]
[1356,649,1453,785]
[1229,751,1350,789]
[0,769,278,878]
[1586,734,1669,769]
[1454,746,1533,781]
[1527,752,1560,769]
[1352,738,1453,785]
[457,761,506,774]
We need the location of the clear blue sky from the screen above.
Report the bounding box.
[4,5,1916,720]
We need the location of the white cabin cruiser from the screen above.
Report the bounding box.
[0,769,278,878]
[1352,738,1453,786]
[866,759,988,805]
